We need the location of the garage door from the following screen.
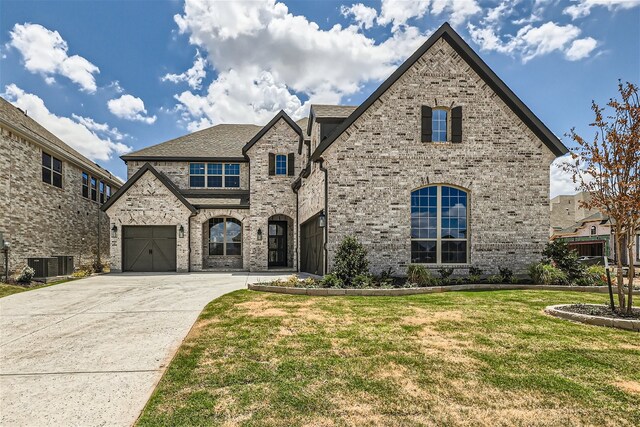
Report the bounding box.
[300,216,324,275]
[123,226,176,272]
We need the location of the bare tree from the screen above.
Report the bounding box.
[565,81,639,314]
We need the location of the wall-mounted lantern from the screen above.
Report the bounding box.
[179,225,185,239]
[257,228,263,241]
[318,211,326,228]
[111,224,118,238]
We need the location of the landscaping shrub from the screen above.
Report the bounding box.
[71,269,91,278]
[487,274,503,284]
[407,264,435,287]
[320,273,343,288]
[498,267,514,283]
[542,240,585,282]
[528,262,568,285]
[437,267,454,280]
[575,265,607,286]
[15,266,35,284]
[469,266,483,276]
[352,274,374,288]
[332,236,369,286]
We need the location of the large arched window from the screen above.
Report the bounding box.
[209,217,242,256]
[411,185,468,264]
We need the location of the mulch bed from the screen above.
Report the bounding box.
[563,303,640,320]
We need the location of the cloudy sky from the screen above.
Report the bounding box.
[1,0,638,195]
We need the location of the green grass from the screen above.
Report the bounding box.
[138,290,640,426]
[0,278,78,298]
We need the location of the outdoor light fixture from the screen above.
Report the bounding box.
[179,225,185,238]
[318,211,326,228]
[257,228,263,241]
[111,224,117,238]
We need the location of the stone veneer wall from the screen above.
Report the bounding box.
[246,118,299,271]
[126,160,249,191]
[307,38,556,276]
[105,170,192,272]
[0,126,112,275]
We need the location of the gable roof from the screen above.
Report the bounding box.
[242,110,303,154]
[311,22,568,161]
[122,123,261,161]
[312,104,358,119]
[101,162,196,213]
[0,97,122,186]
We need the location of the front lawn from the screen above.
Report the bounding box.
[138,290,640,426]
[0,278,77,298]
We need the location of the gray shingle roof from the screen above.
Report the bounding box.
[311,105,358,119]
[296,117,309,134]
[0,97,121,184]
[122,123,262,160]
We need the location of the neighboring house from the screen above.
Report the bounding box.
[551,211,640,266]
[103,23,568,275]
[0,97,121,276]
[549,191,599,235]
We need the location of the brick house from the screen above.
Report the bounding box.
[0,97,122,276]
[102,23,568,275]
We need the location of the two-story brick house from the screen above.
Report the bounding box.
[102,23,568,275]
[0,97,122,276]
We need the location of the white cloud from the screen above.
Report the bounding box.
[340,3,378,29]
[107,94,157,124]
[565,37,598,60]
[3,84,130,161]
[71,114,126,141]
[468,21,598,62]
[162,50,207,89]
[550,154,580,198]
[171,0,428,128]
[377,0,480,30]
[564,0,640,20]
[9,23,99,92]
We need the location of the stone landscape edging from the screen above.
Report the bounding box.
[248,283,638,297]
[544,304,640,332]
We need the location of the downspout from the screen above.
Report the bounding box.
[317,158,329,275]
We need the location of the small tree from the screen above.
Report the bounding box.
[332,236,369,286]
[542,240,585,282]
[564,81,640,314]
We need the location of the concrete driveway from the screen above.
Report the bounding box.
[0,272,292,426]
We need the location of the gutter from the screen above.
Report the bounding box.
[317,158,329,274]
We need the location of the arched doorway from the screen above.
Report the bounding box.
[268,214,294,268]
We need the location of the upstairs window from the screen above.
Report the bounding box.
[590,225,597,235]
[275,154,287,175]
[411,185,468,264]
[99,181,105,204]
[421,106,462,143]
[106,184,112,201]
[82,172,89,198]
[190,162,240,188]
[42,151,62,188]
[90,177,97,201]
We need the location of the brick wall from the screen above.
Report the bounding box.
[0,126,113,275]
[304,38,557,276]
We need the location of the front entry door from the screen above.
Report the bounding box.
[268,221,287,267]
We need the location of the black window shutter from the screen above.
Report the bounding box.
[288,153,295,176]
[451,106,462,143]
[268,153,275,175]
[421,106,432,142]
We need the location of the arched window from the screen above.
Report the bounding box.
[432,109,448,142]
[411,185,468,264]
[209,217,242,256]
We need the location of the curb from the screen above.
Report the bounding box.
[248,283,639,297]
[544,304,640,332]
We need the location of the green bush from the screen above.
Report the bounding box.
[498,267,513,283]
[487,274,503,284]
[320,273,343,288]
[332,236,369,286]
[469,266,483,277]
[542,240,585,282]
[575,265,607,286]
[407,264,435,286]
[528,263,568,285]
[352,274,374,288]
[437,267,454,280]
[16,266,35,284]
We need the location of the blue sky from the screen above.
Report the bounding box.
[1,0,638,196]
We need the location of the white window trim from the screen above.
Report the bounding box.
[411,185,470,265]
[189,162,241,188]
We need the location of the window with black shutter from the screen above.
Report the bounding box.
[288,153,295,176]
[451,106,462,143]
[268,153,276,175]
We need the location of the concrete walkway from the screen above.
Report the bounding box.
[0,272,292,426]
